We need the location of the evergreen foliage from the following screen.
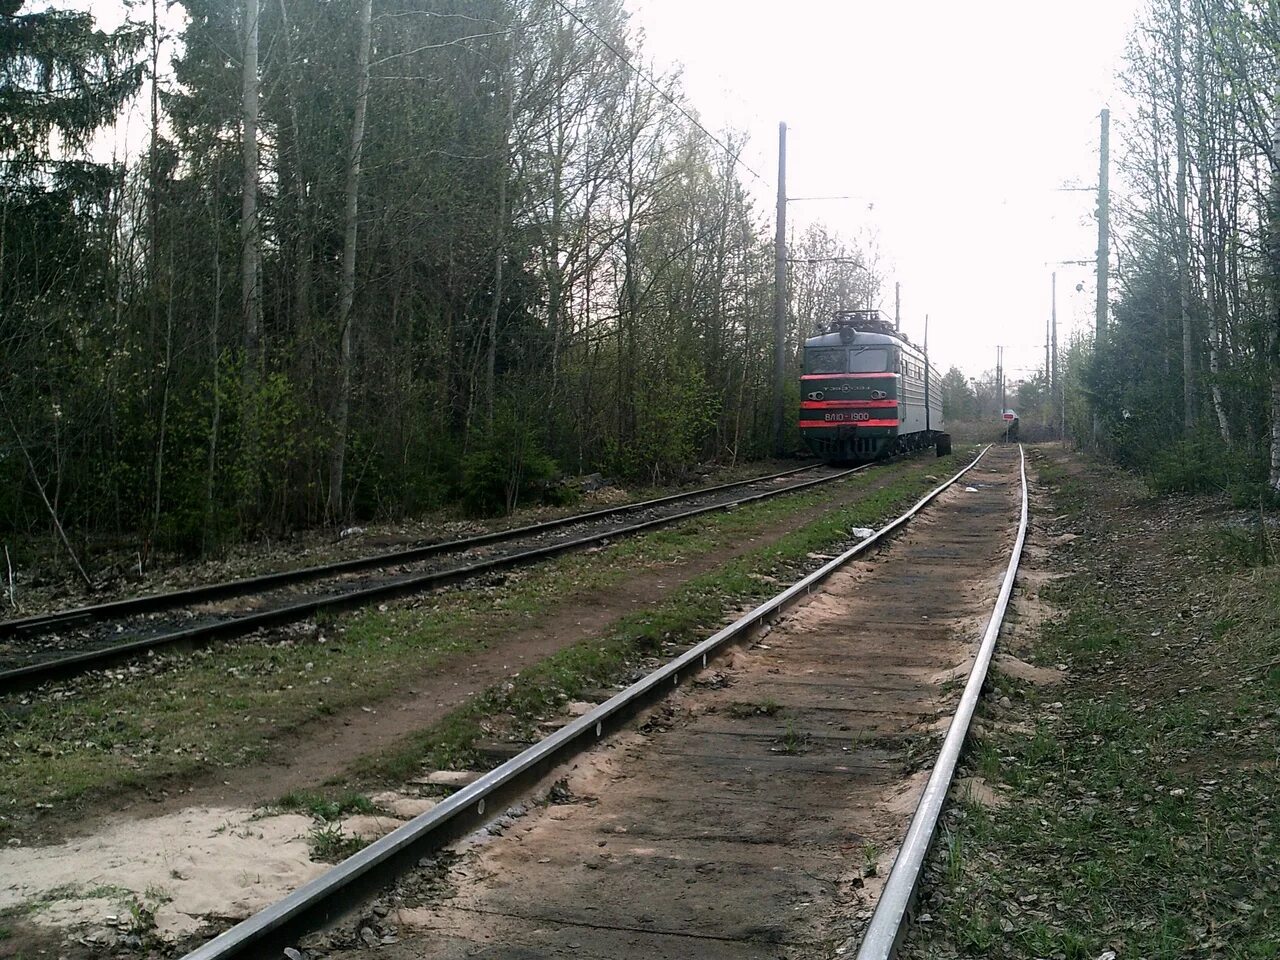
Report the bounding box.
[940,366,979,421]
[1060,0,1280,499]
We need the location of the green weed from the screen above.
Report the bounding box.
[727,697,781,719]
[862,842,881,877]
[277,790,373,822]
[306,823,367,863]
[775,719,810,755]
[942,828,964,886]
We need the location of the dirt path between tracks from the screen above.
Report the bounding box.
[1,454,980,957]
[131,490,868,819]
[303,448,1025,959]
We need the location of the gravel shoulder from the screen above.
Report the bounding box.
[2,460,806,619]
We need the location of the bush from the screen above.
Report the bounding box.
[459,408,559,517]
[1147,435,1266,498]
[540,482,581,508]
[607,361,718,482]
[1215,525,1276,568]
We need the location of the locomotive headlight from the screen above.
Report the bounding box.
[870,390,886,399]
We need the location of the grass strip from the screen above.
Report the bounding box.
[0,451,964,834]
[344,452,968,785]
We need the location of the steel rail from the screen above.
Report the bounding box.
[853,444,1027,960]
[0,463,864,693]
[0,463,823,639]
[180,446,992,960]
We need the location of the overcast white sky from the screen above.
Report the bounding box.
[627,0,1144,379]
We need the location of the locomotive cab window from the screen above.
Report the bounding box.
[849,346,891,373]
[805,348,848,374]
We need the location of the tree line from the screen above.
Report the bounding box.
[0,0,878,569]
[1070,0,1280,498]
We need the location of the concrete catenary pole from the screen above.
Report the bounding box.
[1045,289,1051,391]
[924,313,930,431]
[1096,109,1110,342]
[997,346,1005,415]
[772,121,788,457]
[894,281,901,332]
[1051,271,1059,433]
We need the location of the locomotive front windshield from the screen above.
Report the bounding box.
[805,348,848,374]
[849,347,892,373]
[804,345,895,374]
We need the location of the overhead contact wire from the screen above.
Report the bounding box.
[545,0,768,186]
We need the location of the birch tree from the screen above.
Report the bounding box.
[328,0,373,519]
[240,0,261,395]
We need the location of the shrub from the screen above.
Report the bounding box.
[459,405,559,516]
[1147,435,1266,498]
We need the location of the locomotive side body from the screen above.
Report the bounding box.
[799,315,947,462]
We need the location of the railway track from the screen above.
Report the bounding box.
[179,443,1027,960]
[0,461,875,693]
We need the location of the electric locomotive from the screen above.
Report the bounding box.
[799,309,950,462]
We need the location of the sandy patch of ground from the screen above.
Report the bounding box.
[954,776,1008,808]
[879,769,933,818]
[993,653,1067,686]
[368,792,438,819]
[0,806,325,940]
[338,813,407,842]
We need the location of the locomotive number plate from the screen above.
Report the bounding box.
[823,411,871,422]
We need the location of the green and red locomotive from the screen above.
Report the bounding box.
[799,309,950,462]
